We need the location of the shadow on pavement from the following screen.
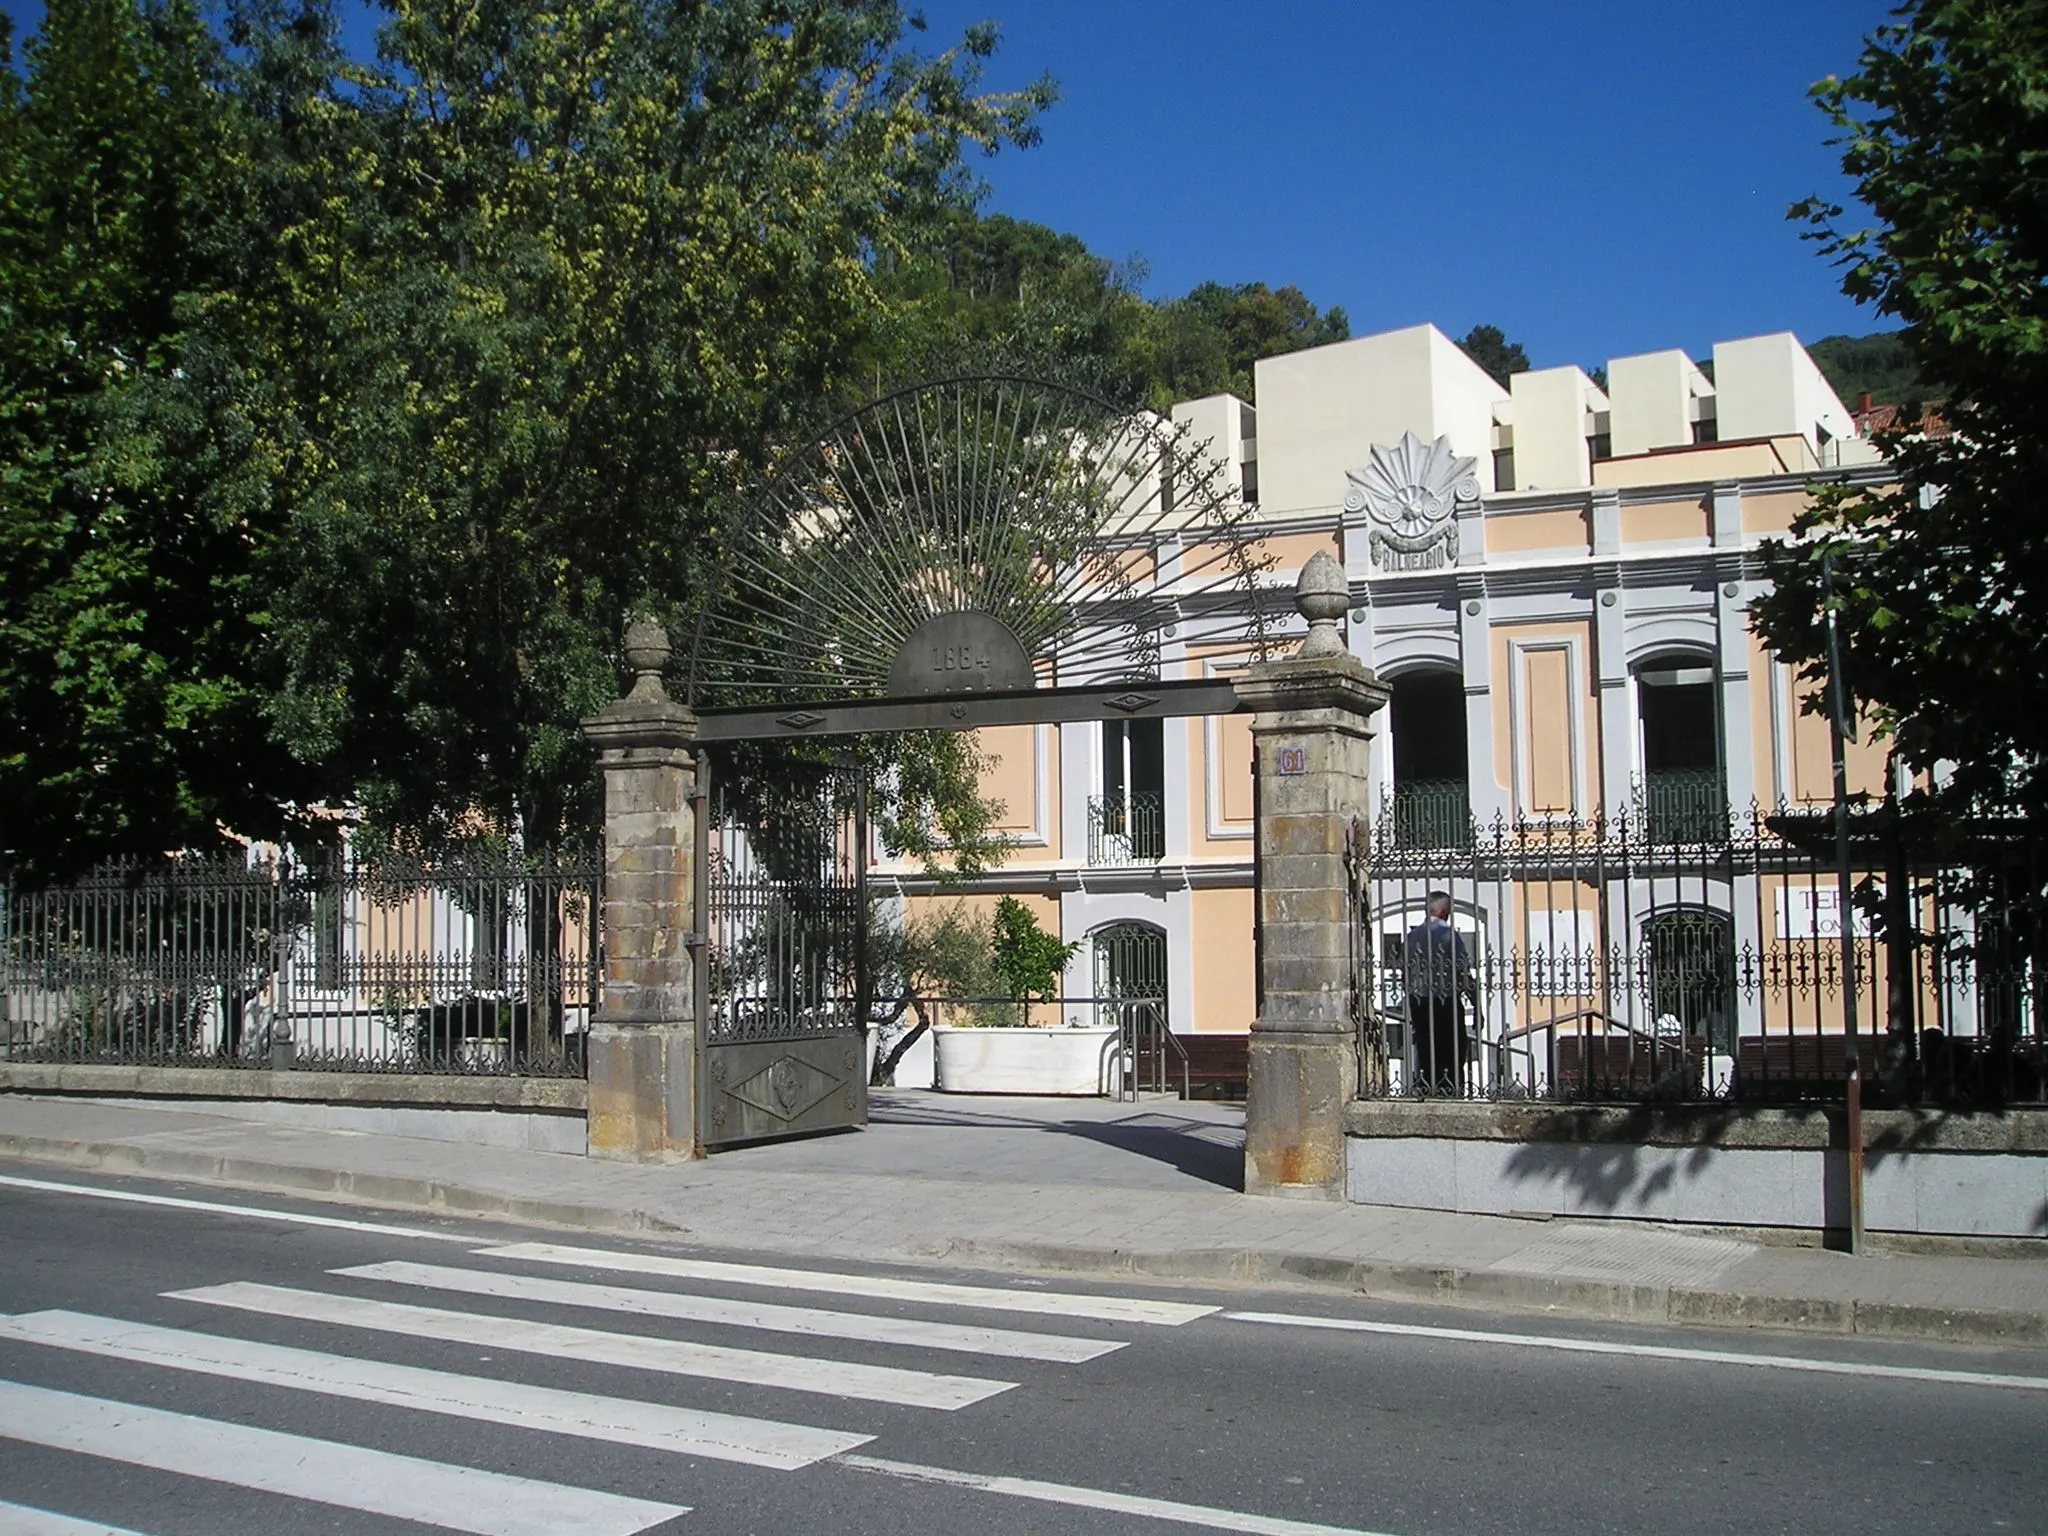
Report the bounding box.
[867,1095,1245,1191]
[1056,1115,1244,1191]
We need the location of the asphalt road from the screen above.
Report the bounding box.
[0,1164,2043,1536]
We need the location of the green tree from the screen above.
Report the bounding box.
[869,209,1151,390]
[990,893,1078,1004]
[1136,280,1350,406]
[205,0,1049,854]
[1806,329,1933,408]
[0,0,326,883]
[1455,323,1530,387]
[865,897,1001,1083]
[1756,0,2048,911]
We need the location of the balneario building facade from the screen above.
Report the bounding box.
[882,323,1957,1108]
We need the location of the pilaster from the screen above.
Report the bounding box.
[1595,578,1633,822]
[1457,585,1503,825]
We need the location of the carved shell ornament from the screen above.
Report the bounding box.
[1343,431,1481,570]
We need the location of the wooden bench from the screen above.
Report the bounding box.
[1553,1034,1702,1098]
[1735,1033,1886,1100]
[1165,1033,1249,1099]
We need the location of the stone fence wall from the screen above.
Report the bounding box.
[0,1063,587,1154]
[1345,1100,2048,1240]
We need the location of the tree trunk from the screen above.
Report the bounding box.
[872,994,931,1087]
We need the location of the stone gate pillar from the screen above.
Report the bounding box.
[1237,551,1388,1199]
[580,616,700,1161]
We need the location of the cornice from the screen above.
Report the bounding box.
[869,860,1255,897]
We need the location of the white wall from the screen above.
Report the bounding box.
[1608,348,1713,458]
[1170,393,1250,508]
[1508,366,1607,490]
[1427,327,1515,493]
[1253,324,1508,516]
[1713,333,1857,458]
[1349,1135,2048,1238]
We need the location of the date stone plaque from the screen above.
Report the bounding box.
[887,611,1036,697]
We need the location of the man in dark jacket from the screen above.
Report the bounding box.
[1405,891,1475,1095]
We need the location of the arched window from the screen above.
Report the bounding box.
[1635,652,1726,841]
[1387,668,1469,848]
[1643,908,1735,1051]
[1093,921,1166,1000]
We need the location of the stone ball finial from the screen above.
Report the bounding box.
[1295,548,1349,658]
[621,614,672,702]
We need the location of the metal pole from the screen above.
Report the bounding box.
[853,769,871,1045]
[1824,552,1864,1254]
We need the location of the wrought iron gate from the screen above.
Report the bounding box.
[697,761,870,1149]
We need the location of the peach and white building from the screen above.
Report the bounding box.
[877,323,1903,1071]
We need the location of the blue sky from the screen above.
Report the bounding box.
[917,0,1892,370]
[3,0,1893,368]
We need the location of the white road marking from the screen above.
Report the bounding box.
[1223,1311,2048,1392]
[480,1242,1219,1326]
[0,1379,686,1536]
[0,1172,472,1242]
[338,1259,1124,1363]
[0,1309,868,1469]
[840,1454,1392,1536]
[0,1503,153,1536]
[171,1280,1014,1410]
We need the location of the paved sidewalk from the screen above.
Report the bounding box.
[3,1089,2046,1349]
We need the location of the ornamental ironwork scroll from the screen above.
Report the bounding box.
[686,375,1279,715]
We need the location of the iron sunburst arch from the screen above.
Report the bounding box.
[685,374,1281,708]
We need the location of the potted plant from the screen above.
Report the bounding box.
[927,898,1118,1095]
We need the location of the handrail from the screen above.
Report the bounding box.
[1153,1012,1191,1100]
[1112,999,1187,1101]
[1499,1007,1695,1046]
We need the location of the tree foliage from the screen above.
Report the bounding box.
[0,0,326,882]
[863,896,998,1082]
[1757,0,2048,913]
[871,209,1149,385]
[1135,281,1349,407]
[990,893,1078,1002]
[1455,324,1529,387]
[0,0,1352,880]
[875,215,1350,407]
[0,0,1052,875]
[243,0,1051,852]
[1807,329,1933,407]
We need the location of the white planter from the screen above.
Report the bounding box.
[932,1025,1120,1096]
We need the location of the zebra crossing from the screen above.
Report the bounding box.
[0,1231,1220,1534]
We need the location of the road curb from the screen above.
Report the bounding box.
[953,1238,2048,1348]
[0,1131,683,1239]
[4,1129,2044,1350]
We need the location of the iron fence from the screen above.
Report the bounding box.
[1357,799,2046,1106]
[1,849,599,1076]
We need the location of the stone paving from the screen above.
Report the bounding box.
[4,1089,2048,1345]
